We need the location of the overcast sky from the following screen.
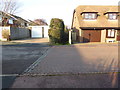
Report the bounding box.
[17,0,120,27]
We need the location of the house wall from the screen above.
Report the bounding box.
[80,29,84,42]
[10,27,30,40]
[72,12,83,42]
[101,29,106,42]
[43,26,49,37]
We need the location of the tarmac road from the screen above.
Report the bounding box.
[1,38,50,88]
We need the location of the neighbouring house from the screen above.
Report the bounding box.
[0,11,30,41]
[0,11,29,27]
[28,20,49,38]
[71,5,120,43]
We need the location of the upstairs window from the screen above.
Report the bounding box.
[84,13,97,20]
[108,13,117,20]
[8,19,13,24]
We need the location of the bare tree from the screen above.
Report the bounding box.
[34,19,48,25]
[0,0,21,14]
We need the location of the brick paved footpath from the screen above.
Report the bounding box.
[12,44,119,88]
[26,44,118,74]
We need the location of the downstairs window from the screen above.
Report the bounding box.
[106,29,115,38]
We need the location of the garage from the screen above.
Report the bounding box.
[29,26,49,38]
[83,30,101,42]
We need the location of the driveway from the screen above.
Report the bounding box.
[27,44,118,74]
[11,43,119,88]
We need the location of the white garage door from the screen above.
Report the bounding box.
[32,27,42,38]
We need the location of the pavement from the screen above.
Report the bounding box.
[10,38,49,44]
[11,43,119,88]
[11,72,119,88]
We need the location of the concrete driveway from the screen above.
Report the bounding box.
[11,43,119,88]
[27,44,118,74]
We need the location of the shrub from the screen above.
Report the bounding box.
[2,29,10,41]
[49,28,61,43]
[49,18,68,44]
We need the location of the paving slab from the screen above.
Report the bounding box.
[25,44,118,75]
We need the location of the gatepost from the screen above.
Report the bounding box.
[69,29,72,44]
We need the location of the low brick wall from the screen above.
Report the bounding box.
[10,27,30,40]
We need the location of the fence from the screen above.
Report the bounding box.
[10,27,30,40]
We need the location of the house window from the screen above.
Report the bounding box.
[108,13,117,20]
[8,19,13,24]
[24,23,27,27]
[84,13,97,20]
[106,29,115,38]
[21,23,24,26]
